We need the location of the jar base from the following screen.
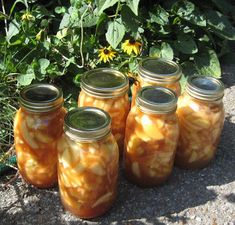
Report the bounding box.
[20,172,57,189]
[125,172,171,188]
[60,198,114,219]
[175,157,214,170]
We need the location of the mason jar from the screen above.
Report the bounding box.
[124,86,179,187]
[78,68,130,153]
[131,57,182,107]
[14,84,66,188]
[176,76,225,169]
[57,107,119,218]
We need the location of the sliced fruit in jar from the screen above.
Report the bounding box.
[141,115,164,140]
[132,162,141,178]
[21,121,39,149]
[188,151,198,163]
[60,149,73,168]
[36,132,53,143]
[92,192,113,208]
[90,163,106,176]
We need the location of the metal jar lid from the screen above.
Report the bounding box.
[138,57,182,84]
[19,84,63,113]
[136,86,177,114]
[64,107,111,142]
[185,76,224,101]
[81,68,129,98]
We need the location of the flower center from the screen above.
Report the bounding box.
[103,49,110,54]
[129,39,136,44]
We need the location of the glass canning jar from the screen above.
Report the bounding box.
[176,76,225,169]
[124,86,179,187]
[131,57,182,107]
[57,107,119,218]
[78,68,130,153]
[14,84,66,188]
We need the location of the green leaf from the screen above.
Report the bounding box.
[161,42,174,60]
[180,61,197,91]
[56,28,69,39]
[73,73,82,87]
[33,6,50,19]
[211,0,235,14]
[121,5,139,34]
[129,58,138,73]
[149,5,169,26]
[206,10,235,40]
[149,45,161,58]
[158,25,171,35]
[39,58,50,75]
[47,64,64,78]
[96,13,108,34]
[81,10,99,28]
[181,61,197,76]
[126,0,140,16]
[70,0,82,8]
[10,0,28,17]
[55,6,66,14]
[17,67,35,86]
[172,0,195,16]
[172,0,206,27]
[97,0,119,15]
[149,43,173,60]
[174,34,198,54]
[59,13,70,29]
[6,20,20,42]
[65,57,75,68]
[43,41,50,51]
[194,49,221,78]
[105,18,125,49]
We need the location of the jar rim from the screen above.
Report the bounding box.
[64,107,111,142]
[138,57,182,84]
[81,68,129,98]
[19,84,63,113]
[185,75,224,101]
[136,86,178,114]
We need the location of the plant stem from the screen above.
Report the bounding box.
[15,47,37,69]
[77,4,92,68]
[52,48,82,70]
[114,0,121,19]
[1,0,8,35]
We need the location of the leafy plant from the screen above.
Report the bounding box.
[1,0,235,85]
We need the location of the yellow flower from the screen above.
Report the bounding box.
[98,47,116,63]
[122,39,142,55]
[21,12,34,21]
[36,30,44,41]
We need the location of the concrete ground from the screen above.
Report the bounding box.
[0,66,235,225]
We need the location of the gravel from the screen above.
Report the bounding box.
[1,66,235,225]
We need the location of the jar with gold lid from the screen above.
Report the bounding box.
[176,76,225,169]
[78,68,130,154]
[124,86,179,187]
[57,107,119,218]
[131,57,182,106]
[14,84,66,188]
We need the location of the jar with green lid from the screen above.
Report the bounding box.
[57,107,119,218]
[176,76,225,169]
[131,57,182,107]
[14,84,66,188]
[124,86,179,187]
[78,68,130,153]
